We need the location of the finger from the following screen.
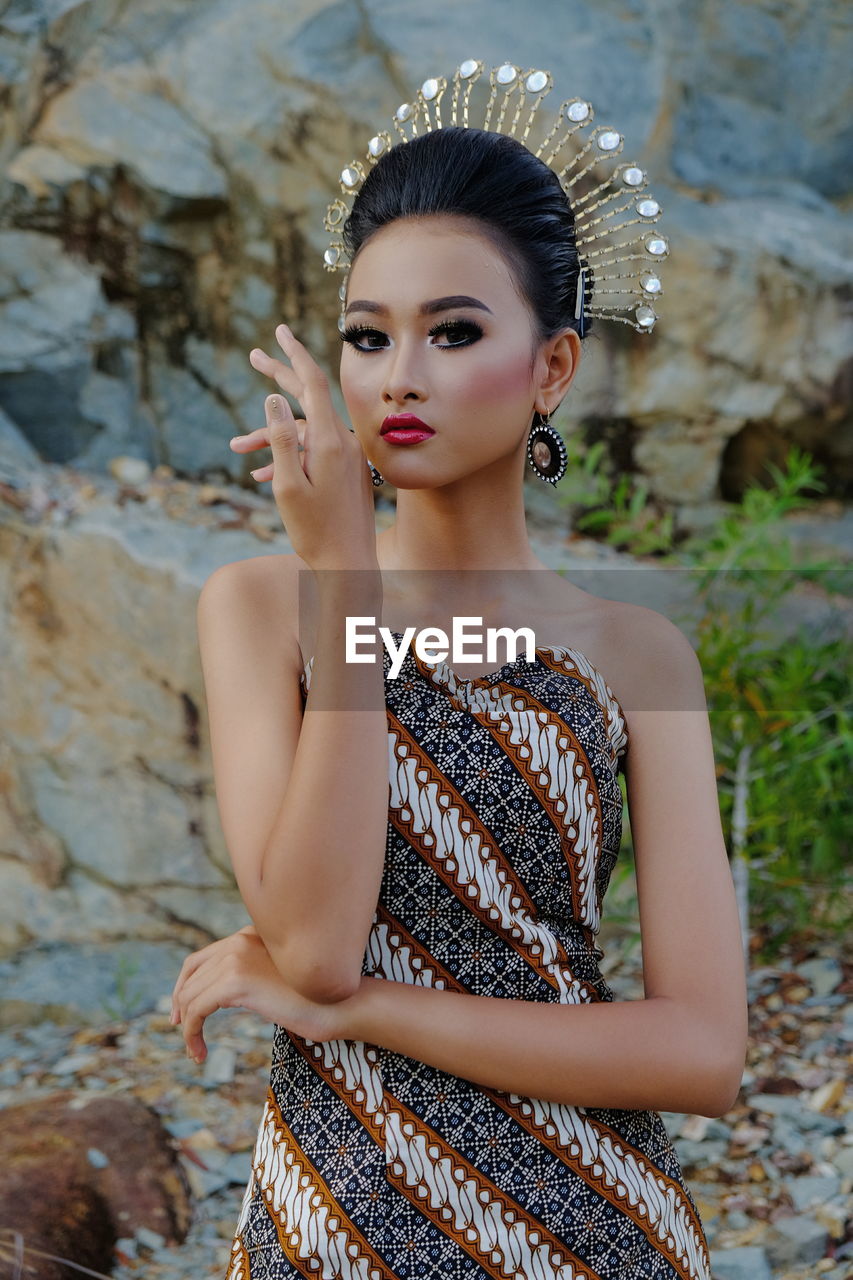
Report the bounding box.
[249,348,303,406]
[180,960,242,1062]
[176,965,223,1057]
[265,394,309,492]
[170,940,226,1021]
[233,423,306,465]
[274,325,345,443]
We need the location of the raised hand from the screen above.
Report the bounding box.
[234,323,379,573]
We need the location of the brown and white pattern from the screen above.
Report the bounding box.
[227,634,711,1278]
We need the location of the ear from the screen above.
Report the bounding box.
[534,327,581,414]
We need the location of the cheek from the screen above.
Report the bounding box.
[453,346,534,408]
[339,359,375,413]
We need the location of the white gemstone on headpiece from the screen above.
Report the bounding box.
[341,166,361,189]
[635,305,656,328]
[640,274,662,294]
[459,59,479,78]
[338,315,347,332]
[324,247,341,267]
[622,166,646,187]
[496,64,517,85]
[368,135,387,157]
[596,130,621,152]
[636,197,661,218]
[565,100,591,122]
[525,70,548,93]
[395,102,414,122]
[421,78,440,100]
[644,233,669,257]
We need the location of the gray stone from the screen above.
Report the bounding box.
[135,1226,167,1251]
[222,1150,254,1185]
[37,69,227,202]
[772,1115,811,1158]
[747,1093,804,1117]
[669,0,852,199]
[765,1213,831,1267]
[0,229,134,463]
[148,358,243,478]
[0,404,41,481]
[795,956,843,997]
[784,1172,841,1211]
[794,1110,845,1136]
[0,941,192,1023]
[708,1245,772,1280]
[201,1043,237,1087]
[672,1137,727,1168]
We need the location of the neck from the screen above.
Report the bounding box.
[377,455,544,576]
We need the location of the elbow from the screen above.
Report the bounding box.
[694,1041,748,1119]
[710,1050,748,1118]
[274,944,361,1005]
[663,999,748,1118]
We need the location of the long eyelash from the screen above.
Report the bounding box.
[339,323,383,349]
[428,320,483,346]
[338,319,483,352]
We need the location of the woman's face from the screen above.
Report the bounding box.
[339,215,569,487]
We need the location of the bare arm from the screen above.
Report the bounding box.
[328,607,748,1116]
[337,978,738,1117]
[196,558,389,1003]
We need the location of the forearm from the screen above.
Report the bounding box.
[340,977,739,1117]
[250,573,388,1001]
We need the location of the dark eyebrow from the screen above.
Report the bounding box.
[344,294,494,319]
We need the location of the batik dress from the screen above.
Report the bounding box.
[226,631,712,1280]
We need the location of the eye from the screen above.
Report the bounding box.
[339,318,484,354]
[339,324,388,352]
[428,319,483,349]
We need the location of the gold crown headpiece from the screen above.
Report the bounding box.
[322,57,669,337]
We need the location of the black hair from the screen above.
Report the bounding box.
[341,126,593,353]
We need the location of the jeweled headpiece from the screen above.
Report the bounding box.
[322,57,669,337]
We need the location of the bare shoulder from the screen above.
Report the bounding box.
[588,598,707,717]
[198,552,309,681]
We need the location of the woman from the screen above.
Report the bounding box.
[171,60,747,1280]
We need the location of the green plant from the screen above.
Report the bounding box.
[561,441,851,964]
[101,950,146,1020]
[555,431,677,555]
[669,449,851,960]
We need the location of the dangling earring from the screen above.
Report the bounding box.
[526,408,568,485]
[366,457,384,486]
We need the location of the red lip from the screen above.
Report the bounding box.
[380,413,434,435]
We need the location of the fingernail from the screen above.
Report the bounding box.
[268,396,283,418]
[250,468,262,480]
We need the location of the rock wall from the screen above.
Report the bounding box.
[0,0,851,960]
[0,0,850,503]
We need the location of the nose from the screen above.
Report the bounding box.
[381,335,427,406]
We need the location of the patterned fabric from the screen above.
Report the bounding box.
[227,631,712,1280]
